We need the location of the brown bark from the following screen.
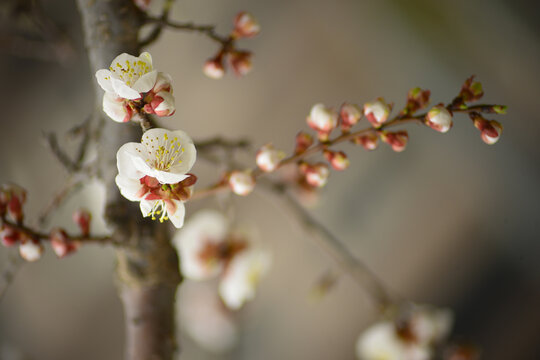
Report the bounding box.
[75,1,181,359]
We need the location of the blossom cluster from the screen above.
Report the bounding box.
[203,12,260,79]
[0,183,91,261]
[357,304,453,360]
[173,210,271,309]
[96,52,175,123]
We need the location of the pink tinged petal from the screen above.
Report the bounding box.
[103,93,132,123]
[111,77,142,100]
[95,69,115,93]
[116,142,147,179]
[140,199,156,217]
[154,170,190,184]
[153,72,173,93]
[115,174,146,201]
[167,200,185,229]
[132,70,158,93]
[152,91,175,117]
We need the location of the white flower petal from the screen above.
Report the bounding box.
[115,174,144,201]
[140,199,156,217]
[168,200,186,228]
[95,69,115,93]
[103,93,130,123]
[139,51,153,67]
[154,170,190,184]
[117,142,146,179]
[111,77,142,100]
[132,70,158,93]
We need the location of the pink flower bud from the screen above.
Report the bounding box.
[340,103,362,131]
[352,133,379,150]
[103,93,134,123]
[0,184,26,223]
[381,130,409,152]
[364,98,391,128]
[323,150,350,171]
[153,72,173,93]
[150,91,176,117]
[19,237,43,262]
[228,171,256,196]
[480,120,502,145]
[425,105,453,133]
[307,103,338,133]
[72,209,92,236]
[401,87,430,116]
[203,57,226,79]
[50,228,79,258]
[1,225,20,247]
[256,144,285,172]
[232,12,261,38]
[229,51,253,77]
[295,131,314,154]
[299,162,330,188]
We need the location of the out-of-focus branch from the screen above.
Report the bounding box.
[139,0,175,47]
[195,136,251,152]
[0,249,23,301]
[259,180,396,311]
[144,15,233,48]
[36,176,86,227]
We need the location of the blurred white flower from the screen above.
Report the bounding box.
[228,170,256,196]
[19,239,43,262]
[364,98,391,128]
[178,281,239,354]
[256,143,285,172]
[307,103,338,133]
[173,210,230,280]
[219,248,271,310]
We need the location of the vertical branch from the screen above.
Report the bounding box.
[75,1,181,359]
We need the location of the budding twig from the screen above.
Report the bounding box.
[139,0,176,47]
[36,176,86,227]
[191,103,502,201]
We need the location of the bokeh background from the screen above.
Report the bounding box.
[1,0,539,359]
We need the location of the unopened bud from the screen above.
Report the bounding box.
[492,105,507,114]
[323,150,350,171]
[232,12,260,38]
[229,51,253,77]
[401,87,430,116]
[425,105,453,133]
[381,130,409,152]
[340,103,362,131]
[103,93,134,123]
[1,225,20,247]
[50,228,79,258]
[352,133,379,150]
[459,76,484,102]
[364,98,391,128]
[203,57,225,79]
[256,144,285,172]
[19,237,43,262]
[295,131,314,154]
[307,103,338,134]
[228,171,256,196]
[1,184,26,223]
[72,209,92,236]
[480,120,502,145]
[150,91,176,117]
[299,162,330,188]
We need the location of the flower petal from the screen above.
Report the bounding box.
[132,70,158,93]
[115,174,145,201]
[117,142,147,179]
[111,77,142,100]
[103,93,131,123]
[95,69,115,93]
[139,52,153,67]
[167,130,197,174]
[154,171,190,184]
[167,200,185,228]
[140,199,156,217]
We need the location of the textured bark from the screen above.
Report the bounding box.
[75,1,181,359]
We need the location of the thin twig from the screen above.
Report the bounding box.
[144,16,232,47]
[139,0,175,47]
[195,136,251,152]
[43,132,77,172]
[0,249,24,302]
[36,176,86,227]
[259,180,396,310]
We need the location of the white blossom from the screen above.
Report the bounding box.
[256,144,285,172]
[115,128,197,228]
[307,103,338,132]
[19,240,43,262]
[102,93,133,123]
[364,98,390,128]
[425,106,453,133]
[96,52,157,100]
[356,322,430,360]
[228,171,255,196]
[219,248,271,310]
[173,210,230,280]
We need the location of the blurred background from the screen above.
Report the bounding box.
[1,0,539,359]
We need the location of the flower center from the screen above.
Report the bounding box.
[142,133,185,170]
[110,59,151,86]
